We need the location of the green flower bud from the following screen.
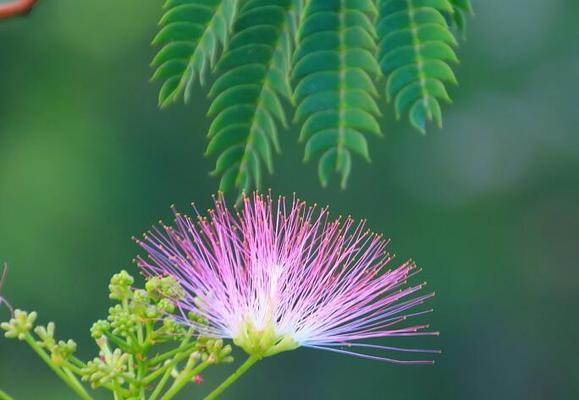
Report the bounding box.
[144,305,160,319]
[81,348,131,388]
[34,322,56,349]
[129,289,151,317]
[195,335,209,350]
[221,355,234,364]
[189,313,208,326]
[159,276,185,299]
[159,317,187,337]
[157,298,175,313]
[221,344,232,357]
[109,270,134,301]
[145,275,184,300]
[108,305,137,337]
[1,309,37,340]
[144,277,161,295]
[132,289,149,304]
[90,320,110,339]
[52,339,77,365]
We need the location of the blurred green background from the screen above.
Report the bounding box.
[1,0,578,398]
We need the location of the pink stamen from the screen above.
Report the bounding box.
[135,193,438,363]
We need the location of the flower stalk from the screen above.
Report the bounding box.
[203,355,260,400]
[161,359,211,400]
[23,334,93,400]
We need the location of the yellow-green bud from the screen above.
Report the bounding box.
[1,309,37,340]
[109,270,134,301]
[34,322,56,349]
[90,320,110,339]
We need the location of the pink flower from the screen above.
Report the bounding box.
[135,193,438,363]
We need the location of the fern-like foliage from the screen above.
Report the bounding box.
[151,0,473,195]
[377,0,461,133]
[151,0,238,107]
[206,0,300,194]
[293,0,381,189]
[447,0,474,36]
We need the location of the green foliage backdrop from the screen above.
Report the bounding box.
[1,0,579,399]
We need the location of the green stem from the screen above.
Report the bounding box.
[147,362,174,400]
[69,355,87,368]
[148,342,197,366]
[148,327,197,399]
[24,335,93,400]
[60,360,85,376]
[137,358,146,399]
[144,329,194,386]
[105,332,131,352]
[103,384,131,398]
[160,360,210,400]
[0,388,14,400]
[144,349,191,385]
[203,355,259,400]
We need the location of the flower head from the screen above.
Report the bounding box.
[135,194,438,363]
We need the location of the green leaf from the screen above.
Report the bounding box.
[294,69,378,103]
[409,96,443,132]
[294,0,380,189]
[207,0,300,196]
[386,60,457,100]
[446,0,474,38]
[376,0,467,132]
[300,109,381,141]
[318,148,337,187]
[152,0,239,107]
[205,125,249,156]
[394,78,450,117]
[211,145,244,176]
[148,0,472,194]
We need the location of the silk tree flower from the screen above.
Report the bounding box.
[134,194,439,366]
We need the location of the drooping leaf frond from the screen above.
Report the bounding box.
[293,0,381,189]
[447,0,474,37]
[151,0,238,107]
[206,0,301,194]
[376,0,459,133]
[151,0,473,194]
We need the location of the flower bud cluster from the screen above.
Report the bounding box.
[35,322,77,365]
[81,337,133,388]
[145,275,186,301]
[0,269,235,399]
[90,270,189,343]
[198,338,233,364]
[1,310,78,370]
[1,309,37,340]
[108,270,134,301]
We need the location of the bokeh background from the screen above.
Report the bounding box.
[1,0,578,398]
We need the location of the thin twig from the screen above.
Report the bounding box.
[0,263,13,316]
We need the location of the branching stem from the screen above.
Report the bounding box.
[24,334,93,400]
